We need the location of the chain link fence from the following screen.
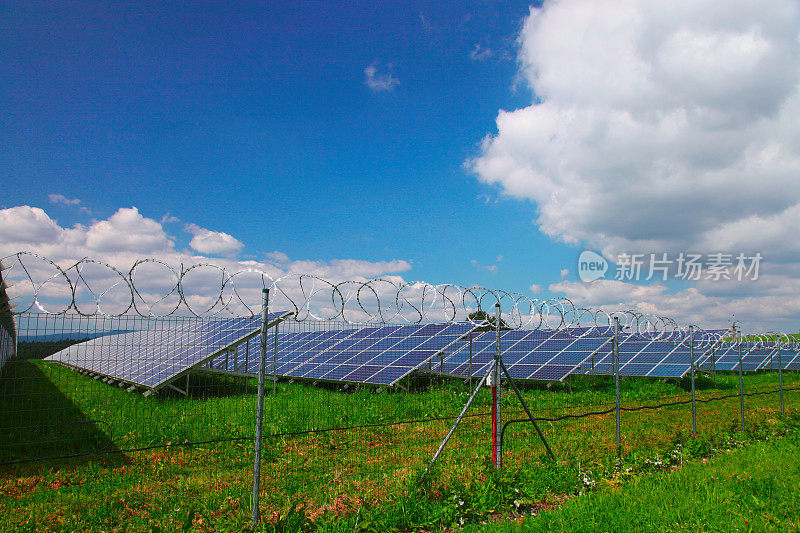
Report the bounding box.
[0,254,798,531]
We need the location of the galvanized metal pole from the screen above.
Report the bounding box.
[251,288,270,528]
[492,303,502,469]
[468,333,473,389]
[272,321,278,395]
[778,348,785,417]
[711,345,716,387]
[737,327,745,431]
[690,325,697,436]
[613,317,621,458]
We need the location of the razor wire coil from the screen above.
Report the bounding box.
[0,251,767,343]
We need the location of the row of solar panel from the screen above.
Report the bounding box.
[206,324,800,384]
[46,316,800,394]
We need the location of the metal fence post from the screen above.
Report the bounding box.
[273,320,278,395]
[468,332,473,389]
[778,348,785,417]
[690,325,697,436]
[613,316,621,458]
[251,288,270,528]
[711,345,716,387]
[737,327,745,431]
[492,303,502,469]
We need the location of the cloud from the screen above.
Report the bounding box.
[560,268,569,278]
[86,207,174,254]
[469,44,494,61]
[48,194,81,206]
[529,283,542,294]
[0,205,416,317]
[160,213,180,224]
[48,194,91,214]
[471,0,800,255]
[265,250,290,264]
[0,206,61,244]
[283,258,411,280]
[471,0,800,330]
[184,223,244,257]
[471,259,499,273]
[549,278,800,331]
[364,63,400,92]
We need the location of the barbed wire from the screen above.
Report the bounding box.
[1,251,786,345]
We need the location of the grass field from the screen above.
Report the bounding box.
[1,358,798,532]
[471,421,800,532]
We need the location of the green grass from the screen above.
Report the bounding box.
[1,358,799,532]
[472,422,800,532]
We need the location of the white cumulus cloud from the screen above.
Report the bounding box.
[472,0,800,255]
[472,0,800,330]
[0,205,417,317]
[184,223,244,257]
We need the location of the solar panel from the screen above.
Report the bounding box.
[208,322,480,386]
[433,329,612,382]
[506,331,611,381]
[295,322,476,385]
[572,333,696,378]
[778,348,800,370]
[703,342,774,372]
[47,313,291,391]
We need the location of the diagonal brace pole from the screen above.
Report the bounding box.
[425,360,495,474]
[497,356,555,460]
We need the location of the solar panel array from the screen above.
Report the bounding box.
[48,312,797,394]
[208,322,476,386]
[47,313,290,391]
[761,348,800,371]
[701,342,775,372]
[433,329,609,382]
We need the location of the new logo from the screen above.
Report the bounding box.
[578,250,608,282]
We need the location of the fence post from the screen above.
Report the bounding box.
[778,347,784,417]
[273,320,278,395]
[711,345,716,387]
[690,325,697,436]
[251,288,270,528]
[468,332,473,389]
[492,303,502,469]
[613,316,621,459]
[737,327,745,431]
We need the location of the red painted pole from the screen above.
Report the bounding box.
[491,383,498,465]
[492,303,502,469]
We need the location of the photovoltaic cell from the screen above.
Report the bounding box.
[47,313,290,391]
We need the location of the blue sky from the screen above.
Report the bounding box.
[2,1,573,288]
[3,0,800,330]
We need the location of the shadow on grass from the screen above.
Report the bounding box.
[0,359,121,469]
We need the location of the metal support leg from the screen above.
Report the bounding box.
[425,361,494,474]
[497,357,555,460]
